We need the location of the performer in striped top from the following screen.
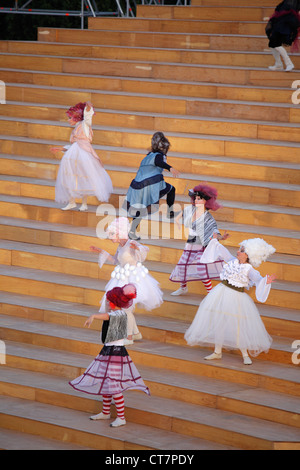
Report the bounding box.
[170,184,229,296]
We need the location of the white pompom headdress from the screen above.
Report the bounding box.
[239,238,276,268]
[106,217,130,240]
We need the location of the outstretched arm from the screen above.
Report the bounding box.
[84,312,109,328]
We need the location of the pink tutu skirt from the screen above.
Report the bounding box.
[69,345,150,396]
[55,142,113,204]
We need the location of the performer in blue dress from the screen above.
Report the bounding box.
[124,132,180,240]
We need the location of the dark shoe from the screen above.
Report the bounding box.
[128,230,141,241]
[166,210,175,219]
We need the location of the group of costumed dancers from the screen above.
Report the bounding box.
[52,97,277,428]
[51,1,300,426]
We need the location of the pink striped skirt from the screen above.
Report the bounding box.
[69,345,150,396]
[170,243,224,283]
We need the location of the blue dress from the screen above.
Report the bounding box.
[125,151,172,216]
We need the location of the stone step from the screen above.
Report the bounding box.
[0,68,294,104]
[0,267,299,344]
[1,146,300,209]
[1,230,298,288]
[2,141,300,186]
[1,170,299,231]
[0,53,298,87]
[1,115,300,164]
[0,188,300,256]
[88,17,267,36]
[0,427,91,450]
[0,248,298,315]
[1,395,226,450]
[4,90,300,129]
[1,367,299,449]
[0,192,299,254]
[1,45,299,71]
[2,131,300,184]
[2,337,299,428]
[36,27,271,52]
[1,314,299,389]
[136,5,274,21]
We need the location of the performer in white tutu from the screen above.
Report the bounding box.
[69,283,150,428]
[170,184,229,296]
[53,101,113,211]
[91,217,163,344]
[184,236,276,365]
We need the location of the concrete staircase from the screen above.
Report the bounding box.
[0,0,299,450]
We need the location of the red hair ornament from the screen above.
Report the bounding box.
[106,284,137,310]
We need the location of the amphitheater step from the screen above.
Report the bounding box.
[4,92,300,128]
[0,247,298,315]
[0,53,298,87]
[0,427,91,450]
[1,395,229,450]
[36,28,270,52]
[0,68,295,104]
[0,267,299,343]
[1,169,300,231]
[0,45,299,70]
[1,314,299,392]
[88,17,268,36]
[1,117,300,164]
[2,144,300,185]
[1,366,299,449]
[2,134,300,183]
[136,5,274,21]
[0,188,299,251]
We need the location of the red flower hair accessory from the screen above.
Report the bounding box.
[66,102,86,123]
[106,284,137,309]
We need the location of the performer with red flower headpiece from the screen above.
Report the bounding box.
[52,101,113,211]
[69,283,150,428]
[170,184,229,296]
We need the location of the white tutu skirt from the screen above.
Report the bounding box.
[99,263,163,312]
[55,142,113,203]
[184,283,272,357]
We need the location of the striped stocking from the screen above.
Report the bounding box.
[113,393,125,420]
[202,279,212,293]
[102,395,112,415]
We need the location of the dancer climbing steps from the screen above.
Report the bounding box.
[53,101,113,210]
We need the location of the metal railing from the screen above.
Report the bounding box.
[0,0,136,27]
[0,0,190,27]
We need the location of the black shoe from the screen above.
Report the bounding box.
[128,230,141,241]
[166,210,175,219]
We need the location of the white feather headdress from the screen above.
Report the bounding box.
[239,238,276,268]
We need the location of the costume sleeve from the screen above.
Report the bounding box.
[83,105,94,127]
[82,105,94,139]
[200,238,234,264]
[129,240,149,263]
[154,153,172,171]
[98,250,118,268]
[248,268,272,303]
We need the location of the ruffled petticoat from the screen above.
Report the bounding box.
[184,282,272,357]
[55,142,113,203]
[170,243,224,283]
[69,345,150,396]
[99,262,163,312]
